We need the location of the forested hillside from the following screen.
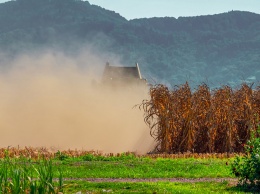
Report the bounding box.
[0,0,259,87]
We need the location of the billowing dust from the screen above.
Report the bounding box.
[0,50,155,154]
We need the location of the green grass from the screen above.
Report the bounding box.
[0,154,240,193]
[56,156,233,178]
[0,156,63,193]
[62,181,246,194]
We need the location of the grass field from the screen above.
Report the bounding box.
[57,156,232,178]
[0,152,250,193]
[63,181,246,194]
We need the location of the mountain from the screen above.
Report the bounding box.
[0,0,259,88]
[0,0,127,50]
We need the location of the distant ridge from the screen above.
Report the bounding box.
[0,0,259,87]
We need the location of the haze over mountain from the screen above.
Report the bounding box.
[0,0,259,87]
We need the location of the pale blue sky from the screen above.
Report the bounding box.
[0,0,259,19]
[88,0,260,19]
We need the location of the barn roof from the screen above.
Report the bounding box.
[102,62,143,81]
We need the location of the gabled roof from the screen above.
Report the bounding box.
[102,62,143,81]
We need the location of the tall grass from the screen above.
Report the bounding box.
[140,83,260,153]
[0,150,63,194]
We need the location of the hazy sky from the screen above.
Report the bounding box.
[0,0,259,19]
[87,0,260,19]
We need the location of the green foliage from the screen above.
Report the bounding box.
[0,152,64,193]
[82,154,96,161]
[231,124,260,191]
[0,152,238,193]
[81,153,137,162]
[58,157,231,179]
[55,150,69,161]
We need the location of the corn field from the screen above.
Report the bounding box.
[140,82,260,153]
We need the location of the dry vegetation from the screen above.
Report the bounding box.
[140,82,260,154]
[1,83,259,158]
[0,147,243,159]
[0,147,96,159]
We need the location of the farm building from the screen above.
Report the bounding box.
[102,62,147,86]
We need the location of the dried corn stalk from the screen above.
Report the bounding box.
[141,83,260,153]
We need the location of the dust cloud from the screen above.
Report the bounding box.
[0,49,155,154]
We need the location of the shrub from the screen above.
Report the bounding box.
[231,123,260,191]
[82,154,96,161]
[55,150,69,161]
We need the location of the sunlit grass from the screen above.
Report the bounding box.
[55,155,233,178]
[0,152,240,193]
